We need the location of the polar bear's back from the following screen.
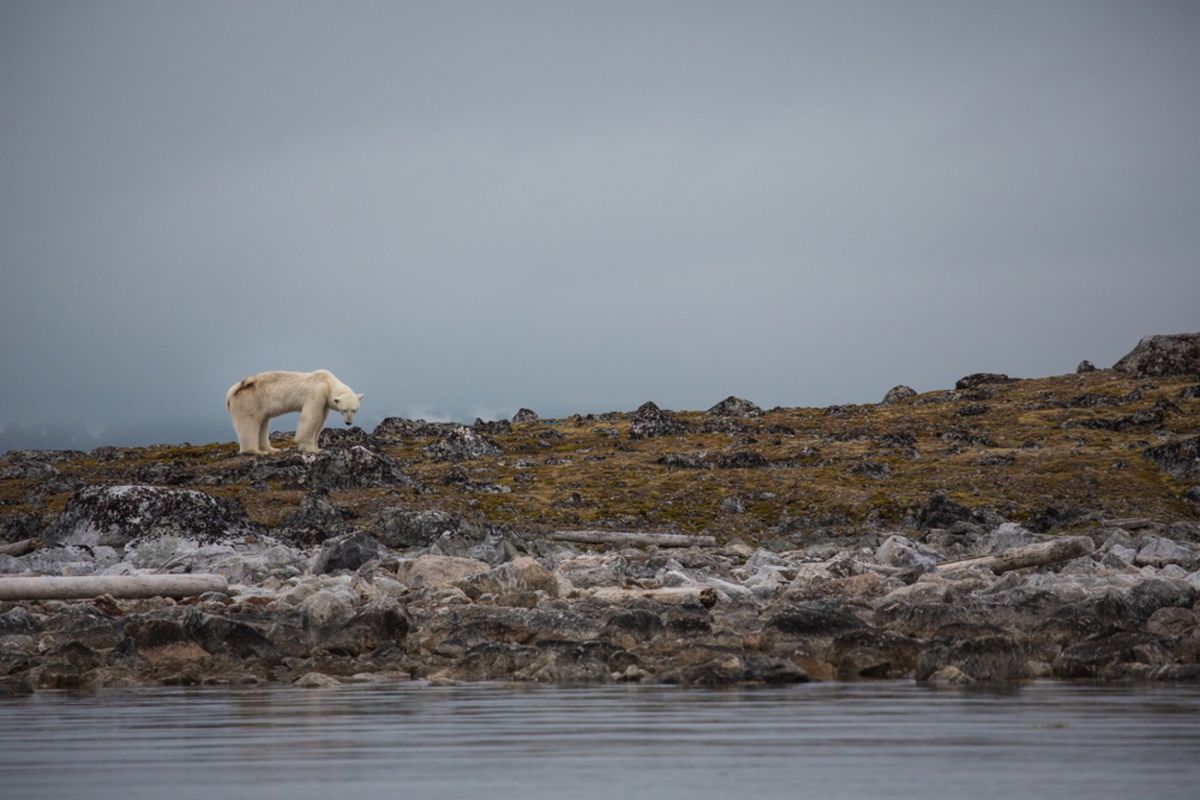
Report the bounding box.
[226,370,331,413]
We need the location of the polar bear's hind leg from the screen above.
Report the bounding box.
[235,415,267,455]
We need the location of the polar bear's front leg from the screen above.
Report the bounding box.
[258,418,279,454]
[295,400,328,453]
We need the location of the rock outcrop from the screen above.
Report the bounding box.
[1113,333,1200,377]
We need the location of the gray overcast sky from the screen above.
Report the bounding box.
[1,1,1198,450]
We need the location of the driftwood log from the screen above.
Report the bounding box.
[587,586,719,607]
[937,536,1095,575]
[549,530,717,548]
[0,574,228,601]
[0,538,41,557]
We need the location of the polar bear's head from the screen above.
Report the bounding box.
[331,391,364,425]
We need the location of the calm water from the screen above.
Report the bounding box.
[1,681,1198,800]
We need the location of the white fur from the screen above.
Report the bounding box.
[225,369,363,455]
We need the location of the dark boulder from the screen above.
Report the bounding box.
[664,605,713,637]
[281,492,351,546]
[1128,578,1196,622]
[318,426,373,448]
[1076,360,1097,373]
[423,426,503,461]
[304,446,420,491]
[44,484,259,547]
[1025,505,1085,533]
[664,654,808,688]
[0,607,42,635]
[474,418,513,436]
[1112,333,1200,377]
[34,641,100,689]
[1144,435,1200,482]
[707,396,763,418]
[881,385,917,405]
[0,449,82,481]
[188,614,281,661]
[830,629,923,679]
[916,635,1029,683]
[766,602,865,638]
[715,451,769,469]
[955,373,1014,391]
[123,618,191,650]
[916,492,973,529]
[603,609,665,645]
[312,600,409,656]
[1,512,41,544]
[956,403,990,417]
[657,453,711,469]
[314,531,385,574]
[42,605,124,650]
[849,461,892,480]
[372,417,460,441]
[1052,631,1174,679]
[374,508,462,549]
[134,462,197,486]
[512,408,539,423]
[628,402,687,439]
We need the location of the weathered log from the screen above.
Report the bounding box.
[0,538,41,557]
[0,574,228,600]
[587,586,719,607]
[549,530,717,548]
[937,536,1095,575]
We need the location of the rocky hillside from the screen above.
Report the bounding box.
[0,333,1198,693]
[4,339,1199,548]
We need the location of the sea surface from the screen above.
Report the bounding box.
[1,681,1198,799]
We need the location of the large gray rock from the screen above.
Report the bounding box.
[954,373,1013,391]
[395,554,490,590]
[978,522,1037,554]
[875,535,938,572]
[373,508,461,549]
[1144,436,1200,482]
[1112,333,1200,377]
[707,396,763,418]
[916,635,1029,683]
[313,531,385,574]
[1135,536,1199,569]
[44,485,258,547]
[628,402,687,439]
[372,417,460,441]
[281,492,350,546]
[423,427,503,461]
[304,446,419,490]
[880,385,917,405]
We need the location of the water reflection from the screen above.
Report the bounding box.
[2,682,1199,799]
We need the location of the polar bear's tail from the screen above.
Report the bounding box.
[226,377,256,410]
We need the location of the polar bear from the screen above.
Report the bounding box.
[225,369,363,455]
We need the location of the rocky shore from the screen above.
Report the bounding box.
[2,333,1199,694]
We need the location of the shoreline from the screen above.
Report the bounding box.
[3,335,1200,694]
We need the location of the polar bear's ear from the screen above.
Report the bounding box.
[357,393,364,401]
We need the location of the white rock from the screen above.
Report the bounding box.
[294,672,341,688]
[875,535,937,571]
[1136,537,1198,568]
